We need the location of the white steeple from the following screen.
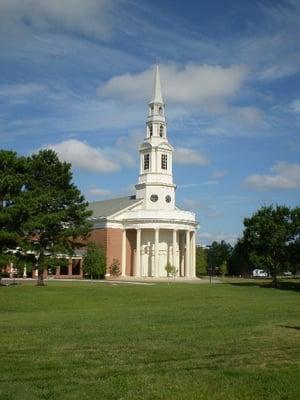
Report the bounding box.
[135,65,176,210]
[151,64,163,104]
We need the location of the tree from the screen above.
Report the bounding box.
[207,240,232,275]
[83,242,106,279]
[219,260,228,277]
[228,239,252,276]
[0,151,27,254]
[24,150,92,285]
[196,246,208,277]
[1,149,92,285]
[242,205,292,286]
[287,206,300,276]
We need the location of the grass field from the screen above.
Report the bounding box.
[1,280,299,400]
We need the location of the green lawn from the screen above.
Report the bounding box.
[0,281,299,400]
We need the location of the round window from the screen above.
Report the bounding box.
[150,194,158,202]
[165,195,171,203]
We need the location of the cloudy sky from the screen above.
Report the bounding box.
[1,0,299,245]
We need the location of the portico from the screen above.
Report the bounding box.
[121,227,196,278]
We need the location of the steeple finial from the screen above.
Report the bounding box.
[151,64,163,104]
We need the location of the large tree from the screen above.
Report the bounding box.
[242,205,292,286]
[24,150,92,285]
[0,150,27,253]
[1,149,92,285]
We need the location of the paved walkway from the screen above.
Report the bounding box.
[2,277,221,285]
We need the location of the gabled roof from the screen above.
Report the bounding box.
[88,196,141,219]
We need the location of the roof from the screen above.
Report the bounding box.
[88,195,141,219]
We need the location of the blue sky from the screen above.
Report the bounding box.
[0,0,299,245]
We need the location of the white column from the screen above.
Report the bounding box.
[172,229,177,273]
[10,262,14,279]
[191,231,196,278]
[121,229,126,277]
[185,230,190,278]
[23,266,27,278]
[154,228,159,277]
[136,228,141,277]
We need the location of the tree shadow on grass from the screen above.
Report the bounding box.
[279,325,300,331]
[228,280,300,292]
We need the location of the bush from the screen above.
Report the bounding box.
[109,259,121,277]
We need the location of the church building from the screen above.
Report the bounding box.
[88,66,197,278]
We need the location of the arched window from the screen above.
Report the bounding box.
[159,106,163,115]
[149,126,153,137]
[159,125,164,137]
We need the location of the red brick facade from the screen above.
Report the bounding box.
[89,227,123,274]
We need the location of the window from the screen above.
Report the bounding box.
[159,106,163,115]
[161,154,167,170]
[149,125,153,137]
[150,194,158,202]
[159,125,164,137]
[144,154,150,170]
[165,195,171,203]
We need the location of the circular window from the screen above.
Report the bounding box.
[150,194,158,202]
[165,195,171,203]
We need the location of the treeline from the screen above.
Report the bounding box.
[197,205,300,284]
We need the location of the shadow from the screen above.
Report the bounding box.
[228,280,300,292]
[279,325,300,331]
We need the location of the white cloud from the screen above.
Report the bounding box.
[174,147,210,165]
[0,0,117,41]
[45,139,118,173]
[245,161,300,190]
[100,63,248,106]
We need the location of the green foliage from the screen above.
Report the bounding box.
[0,149,92,285]
[207,240,232,274]
[165,262,177,278]
[83,242,106,279]
[242,205,294,285]
[219,260,228,276]
[0,150,27,253]
[109,259,121,277]
[196,246,208,276]
[228,239,252,276]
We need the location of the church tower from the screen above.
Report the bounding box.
[135,65,176,210]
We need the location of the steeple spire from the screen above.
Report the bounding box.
[151,64,163,104]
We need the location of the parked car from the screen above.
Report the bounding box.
[283,271,292,276]
[252,269,269,277]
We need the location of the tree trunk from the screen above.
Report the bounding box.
[37,269,45,286]
[36,252,45,286]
